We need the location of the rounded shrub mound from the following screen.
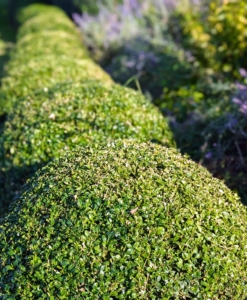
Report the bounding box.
[1,3,112,115]
[2,56,112,99]
[17,3,66,24]
[0,81,174,215]
[18,13,78,38]
[10,30,89,63]
[1,140,247,298]
[2,81,174,166]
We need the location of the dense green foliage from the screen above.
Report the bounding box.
[1,140,247,298]
[208,0,247,75]
[169,0,247,76]
[0,4,174,216]
[0,4,112,114]
[0,81,174,215]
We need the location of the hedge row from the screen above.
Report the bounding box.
[0,4,174,216]
[1,4,247,299]
[1,140,247,298]
[0,4,112,114]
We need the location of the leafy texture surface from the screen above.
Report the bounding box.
[0,4,173,215]
[0,81,174,215]
[0,4,112,113]
[1,141,247,299]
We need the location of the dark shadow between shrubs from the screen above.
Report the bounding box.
[0,161,44,218]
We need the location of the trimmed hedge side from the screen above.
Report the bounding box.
[0,4,174,215]
[1,140,247,298]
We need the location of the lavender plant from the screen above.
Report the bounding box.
[187,72,247,201]
[73,0,169,60]
[73,0,202,98]
[73,0,203,60]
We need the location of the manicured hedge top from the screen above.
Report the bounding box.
[0,81,174,215]
[2,56,112,100]
[0,4,112,113]
[1,140,247,299]
[18,13,79,38]
[17,3,70,24]
[2,81,174,166]
[11,30,88,61]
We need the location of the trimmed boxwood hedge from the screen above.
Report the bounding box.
[16,3,72,24]
[0,3,175,216]
[2,56,113,101]
[0,4,112,114]
[1,140,247,298]
[0,81,174,215]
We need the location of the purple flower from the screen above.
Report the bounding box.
[73,0,201,65]
[72,13,84,27]
[130,0,140,11]
[124,60,136,68]
[232,82,247,115]
[240,104,247,115]
[235,83,247,90]
[164,0,177,10]
[233,97,242,105]
[205,152,212,159]
[239,68,247,78]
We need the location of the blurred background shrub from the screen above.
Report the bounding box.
[73,0,202,98]
[73,0,173,61]
[168,0,247,78]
